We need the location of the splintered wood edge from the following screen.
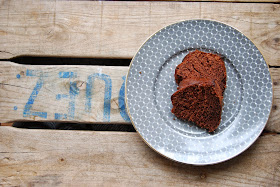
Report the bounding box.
[0,123,13,126]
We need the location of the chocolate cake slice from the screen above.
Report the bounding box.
[178,78,223,101]
[175,50,227,94]
[171,50,226,132]
[171,79,223,132]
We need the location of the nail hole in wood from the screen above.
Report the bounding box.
[200,173,207,179]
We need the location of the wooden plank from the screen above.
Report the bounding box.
[266,68,280,133]
[175,0,280,2]
[0,62,279,132]
[0,126,279,186]
[0,61,130,124]
[0,1,279,66]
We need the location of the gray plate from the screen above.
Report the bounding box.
[125,20,273,165]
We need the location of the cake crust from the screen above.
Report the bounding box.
[175,50,227,94]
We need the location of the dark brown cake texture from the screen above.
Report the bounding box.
[171,50,227,132]
[175,50,227,94]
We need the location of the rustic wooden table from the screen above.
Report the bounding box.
[0,0,280,186]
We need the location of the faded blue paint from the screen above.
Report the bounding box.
[56,72,79,120]
[16,74,20,79]
[26,69,37,77]
[56,94,68,100]
[26,69,47,77]
[59,71,77,78]
[86,73,112,122]
[68,82,79,120]
[14,106,17,111]
[23,70,47,119]
[55,113,67,120]
[119,76,130,122]
[31,111,47,119]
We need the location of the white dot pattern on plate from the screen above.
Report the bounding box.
[126,20,272,165]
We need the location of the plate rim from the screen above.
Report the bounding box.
[125,19,273,165]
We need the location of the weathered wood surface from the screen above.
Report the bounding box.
[267,68,280,133]
[0,1,279,66]
[0,61,279,132]
[0,61,129,124]
[0,127,279,186]
[0,1,279,186]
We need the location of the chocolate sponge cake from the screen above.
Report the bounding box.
[171,79,223,132]
[178,78,223,101]
[175,50,227,94]
[171,50,226,132]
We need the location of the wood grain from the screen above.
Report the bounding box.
[0,61,129,124]
[0,126,279,186]
[0,1,279,186]
[267,68,280,133]
[0,1,279,66]
[0,62,279,132]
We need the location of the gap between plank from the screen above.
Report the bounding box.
[269,66,280,68]
[12,122,136,132]
[4,123,280,135]
[2,57,280,68]
[3,56,132,66]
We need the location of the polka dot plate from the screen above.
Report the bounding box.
[125,20,273,165]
